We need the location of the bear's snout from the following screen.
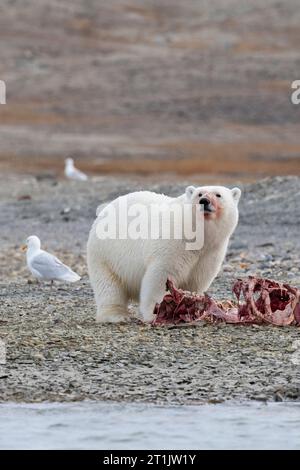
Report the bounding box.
[199,195,216,213]
[199,196,210,206]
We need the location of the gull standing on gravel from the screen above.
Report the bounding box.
[22,236,81,284]
[64,158,88,181]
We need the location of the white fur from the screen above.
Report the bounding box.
[87,185,241,323]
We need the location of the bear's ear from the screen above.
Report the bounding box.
[231,187,241,202]
[185,185,196,200]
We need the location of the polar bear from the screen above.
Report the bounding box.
[87,185,241,323]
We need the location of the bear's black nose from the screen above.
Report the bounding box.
[199,197,210,207]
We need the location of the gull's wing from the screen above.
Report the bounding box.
[31,251,80,281]
[65,166,87,181]
[74,168,88,180]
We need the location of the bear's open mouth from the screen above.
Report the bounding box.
[202,206,216,215]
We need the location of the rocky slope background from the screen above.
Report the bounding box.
[0,0,300,179]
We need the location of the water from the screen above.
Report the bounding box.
[0,402,299,450]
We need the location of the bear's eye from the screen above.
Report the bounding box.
[216,193,221,198]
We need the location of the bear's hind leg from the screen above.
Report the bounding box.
[90,263,129,323]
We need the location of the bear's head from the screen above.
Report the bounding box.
[185,185,241,240]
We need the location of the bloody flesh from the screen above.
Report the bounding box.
[152,277,300,327]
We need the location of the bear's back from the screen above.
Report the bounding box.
[116,190,173,208]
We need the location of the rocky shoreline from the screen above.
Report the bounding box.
[0,174,300,403]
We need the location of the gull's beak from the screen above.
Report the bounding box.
[21,244,27,252]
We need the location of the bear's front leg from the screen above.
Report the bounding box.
[139,263,178,322]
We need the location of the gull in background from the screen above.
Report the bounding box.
[65,158,88,181]
[22,236,81,284]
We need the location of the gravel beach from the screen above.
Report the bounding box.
[0,174,300,404]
